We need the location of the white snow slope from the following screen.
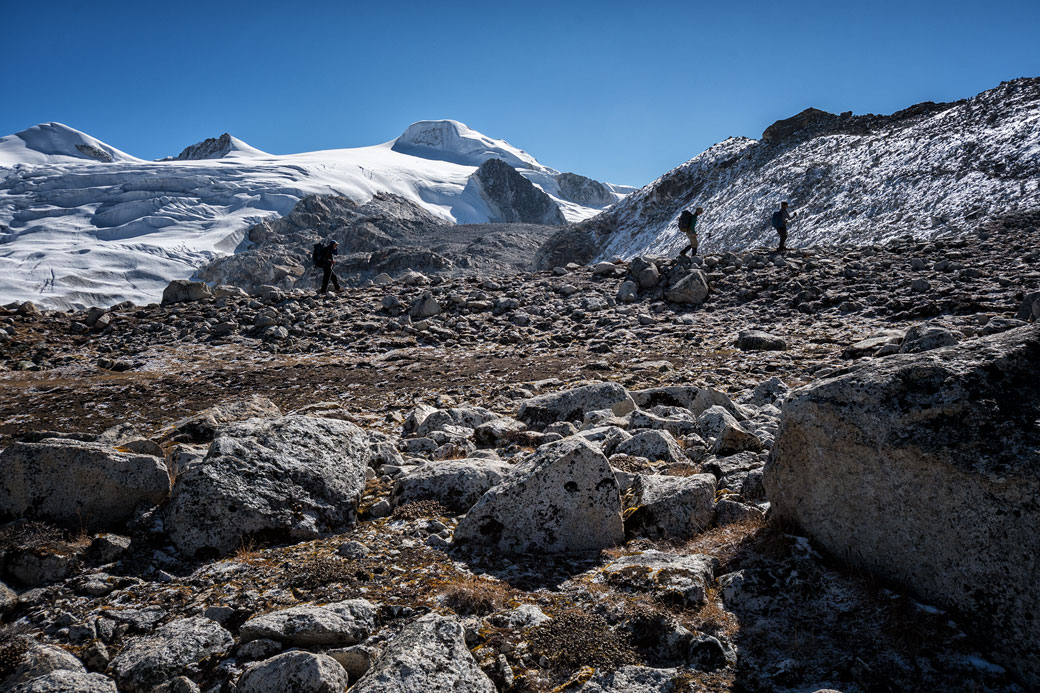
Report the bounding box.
[0,120,630,309]
[583,78,1040,261]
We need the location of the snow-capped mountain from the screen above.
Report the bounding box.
[0,120,631,309]
[538,78,1040,266]
[0,123,139,165]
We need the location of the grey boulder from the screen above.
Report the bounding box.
[238,651,348,693]
[518,382,635,430]
[239,599,377,647]
[698,405,761,455]
[601,550,717,607]
[350,613,495,693]
[164,415,370,557]
[453,437,624,554]
[392,459,513,513]
[0,440,170,531]
[625,473,716,539]
[664,270,710,305]
[161,280,212,304]
[107,617,232,693]
[764,325,1040,687]
[898,323,962,353]
[577,665,680,692]
[736,330,787,351]
[10,671,118,693]
[613,430,687,463]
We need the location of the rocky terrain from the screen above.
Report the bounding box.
[191,193,562,295]
[0,207,1036,691]
[536,77,1040,265]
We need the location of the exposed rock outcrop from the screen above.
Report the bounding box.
[470,158,566,226]
[557,172,616,207]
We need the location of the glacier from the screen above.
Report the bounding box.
[0,120,631,309]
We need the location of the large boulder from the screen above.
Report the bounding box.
[161,280,212,304]
[350,613,495,693]
[0,440,170,531]
[630,386,748,420]
[238,651,348,693]
[239,599,377,647]
[1,643,88,690]
[453,437,624,554]
[163,415,370,557]
[625,473,716,540]
[1015,291,1040,322]
[613,430,687,463]
[108,617,233,692]
[764,325,1040,687]
[898,323,961,353]
[391,460,513,513]
[736,330,787,351]
[518,382,635,430]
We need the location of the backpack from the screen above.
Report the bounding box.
[770,211,784,229]
[678,210,694,232]
[312,242,326,267]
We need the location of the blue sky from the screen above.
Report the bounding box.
[2,0,1038,186]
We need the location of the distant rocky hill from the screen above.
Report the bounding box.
[193,193,561,294]
[161,133,268,160]
[536,77,1040,267]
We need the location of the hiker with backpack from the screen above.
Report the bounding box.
[677,207,704,256]
[770,201,797,252]
[312,239,341,295]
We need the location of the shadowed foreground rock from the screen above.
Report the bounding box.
[764,324,1040,687]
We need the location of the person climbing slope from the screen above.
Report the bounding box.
[677,207,704,256]
[770,201,797,252]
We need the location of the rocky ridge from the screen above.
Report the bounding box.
[537,77,1040,265]
[0,214,1037,691]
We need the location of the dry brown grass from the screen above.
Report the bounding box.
[391,499,452,520]
[441,576,513,616]
[526,608,638,676]
[689,585,740,639]
[679,515,767,568]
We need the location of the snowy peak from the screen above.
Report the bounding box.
[166,133,268,161]
[0,122,139,165]
[391,119,550,172]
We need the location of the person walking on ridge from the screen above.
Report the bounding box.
[677,207,704,256]
[771,201,796,252]
[315,239,341,295]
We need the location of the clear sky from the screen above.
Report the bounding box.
[2,0,1038,186]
